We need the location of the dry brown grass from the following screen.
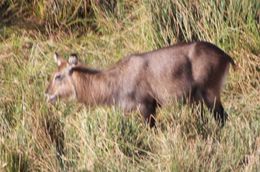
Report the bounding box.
[0,0,259,171]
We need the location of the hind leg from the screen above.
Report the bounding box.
[213,103,228,127]
[202,88,228,127]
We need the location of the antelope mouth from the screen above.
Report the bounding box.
[46,94,57,104]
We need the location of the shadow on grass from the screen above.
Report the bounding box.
[43,114,65,170]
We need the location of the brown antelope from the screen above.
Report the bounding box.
[45,41,236,127]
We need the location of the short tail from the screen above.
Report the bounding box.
[226,55,237,71]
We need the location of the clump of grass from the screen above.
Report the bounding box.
[147,0,260,50]
[1,0,260,171]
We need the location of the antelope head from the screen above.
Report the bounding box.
[45,53,78,104]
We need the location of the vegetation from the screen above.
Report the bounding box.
[0,0,259,171]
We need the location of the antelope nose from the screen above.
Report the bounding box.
[44,92,57,104]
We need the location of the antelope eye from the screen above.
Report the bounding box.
[54,74,62,81]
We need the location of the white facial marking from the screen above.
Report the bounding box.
[46,94,57,104]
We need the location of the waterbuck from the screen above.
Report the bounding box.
[45,41,236,127]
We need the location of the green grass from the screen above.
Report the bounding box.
[1,0,260,171]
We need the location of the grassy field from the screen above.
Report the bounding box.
[0,0,260,171]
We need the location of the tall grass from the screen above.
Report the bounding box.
[1,0,260,171]
[147,0,260,49]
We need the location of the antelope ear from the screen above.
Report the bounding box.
[68,53,78,66]
[54,52,62,66]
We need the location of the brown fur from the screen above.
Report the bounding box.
[45,41,236,127]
